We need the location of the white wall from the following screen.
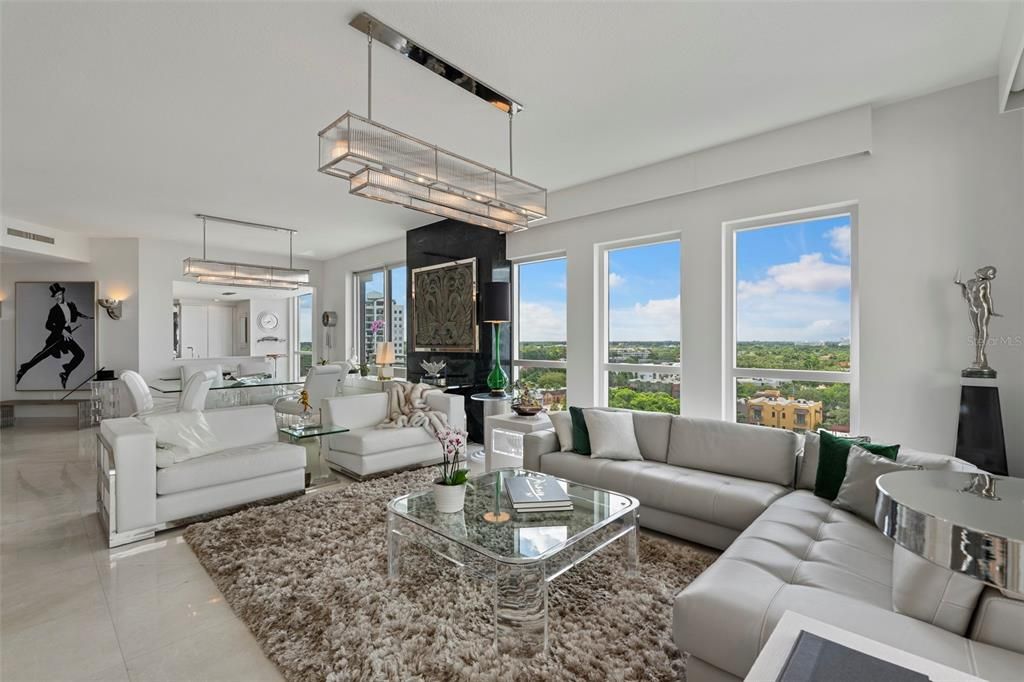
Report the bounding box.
[137,238,322,380]
[321,237,406,365]
[508,78,1024,474]
[1,237,140,402]
[249,296,290,365]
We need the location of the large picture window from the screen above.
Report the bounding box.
[513,257,567,410]
[601,239,681,414]
[294,292,313,377]
[727,207,857,433]
[355,264,407,369]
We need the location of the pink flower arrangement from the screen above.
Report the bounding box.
[370,319,385,335]
[435,428,469,486]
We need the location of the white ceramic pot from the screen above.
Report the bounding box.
[433,481,467,513]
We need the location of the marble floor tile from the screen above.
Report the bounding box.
[0,605,125,682]
[1,562,106,631]
[124,617,284,682]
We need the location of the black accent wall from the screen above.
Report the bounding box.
[405,219,511,389]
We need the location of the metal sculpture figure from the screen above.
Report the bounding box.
[954,266,1001,378]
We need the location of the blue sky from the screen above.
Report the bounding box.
[298,292,313,342]
[736,214,851,342]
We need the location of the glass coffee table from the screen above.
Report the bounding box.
[386,468,639,656]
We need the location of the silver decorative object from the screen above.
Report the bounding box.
[876,470,1023,594]
[954,265,1001,378]
[420,360,447,377]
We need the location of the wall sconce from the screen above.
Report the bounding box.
[98,299,122,320]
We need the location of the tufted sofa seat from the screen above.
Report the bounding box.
[675,489,1024,681]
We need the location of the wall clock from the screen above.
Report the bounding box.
[257,311,279,331]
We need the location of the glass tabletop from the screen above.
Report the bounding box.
[149,376,304,394]
[470,392,511,401]
[279,423,350,439]
[388,468,638,563]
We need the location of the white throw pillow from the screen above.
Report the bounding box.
[583,410,643,461]
[549,411,574,452]
[141,411,222,468]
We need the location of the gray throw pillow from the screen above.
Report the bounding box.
[832,444,920,522]
[549,410,574,452]
[583,410,643,461]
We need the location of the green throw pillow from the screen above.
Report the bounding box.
[568,406,591,455]
[814,430,900,501]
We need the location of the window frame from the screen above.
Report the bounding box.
[598,234,683,414]
[723,202,860,433]
[291,290,314,379]
[511,255,568,397]
[353,262,407,371]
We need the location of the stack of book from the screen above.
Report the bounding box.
[505,476,573,513]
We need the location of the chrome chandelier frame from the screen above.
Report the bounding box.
[317,12,547,232]
[182,214,311,290]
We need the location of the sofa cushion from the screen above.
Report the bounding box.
[833,445,920,521]
[539,453,788,531]
[328,426,437,456]
[892,544,985,636]
[156,442,306,495]
[549,411,574,452]
[584,410,643,461]
[896,448,978,472]
[667,417,799,486]
[141,412,222,467]
[815,430,899,500]
[971,587,1024,655]
[630,411,672,463]
[796,430,820,490]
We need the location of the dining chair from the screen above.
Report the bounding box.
[328,361,353,394]
[119,370,177,416]
[180,363,223,384]
[274,364,343,416]
[237,358,271,377]
[178,369,217,412]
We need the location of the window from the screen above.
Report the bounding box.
[513,257,567,411]
[727,207,856,433]
[294,292,313,378]
[355,264,406,369]
[601,239,681,414]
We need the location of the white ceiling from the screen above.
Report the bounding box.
[1,1,1011,260]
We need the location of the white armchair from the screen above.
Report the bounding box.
[97,405,306,547]
[321,391,465,479]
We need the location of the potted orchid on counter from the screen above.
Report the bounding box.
[433,428,469,513]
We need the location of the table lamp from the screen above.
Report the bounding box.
[483,281,510,395]
[375,341,396,380]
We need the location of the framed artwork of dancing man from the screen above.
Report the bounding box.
[15,281,97,391]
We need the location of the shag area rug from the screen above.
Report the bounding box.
[184,468,718,681]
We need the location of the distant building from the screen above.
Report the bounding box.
[362,291,406,365]
[742,389,823,432]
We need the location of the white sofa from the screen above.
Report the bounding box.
[322,391,465,479]
[98,405,306,547]
[523,410,1024,681]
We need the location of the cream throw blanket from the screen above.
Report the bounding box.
[377,382,448,436]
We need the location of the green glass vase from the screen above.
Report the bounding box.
[486,322,508,394]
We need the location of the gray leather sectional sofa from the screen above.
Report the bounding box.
[523,410,1024,681]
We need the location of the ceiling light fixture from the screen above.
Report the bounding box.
[318,12,547,232]
[183,215,311,290]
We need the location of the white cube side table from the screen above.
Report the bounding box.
[483,412,552,471]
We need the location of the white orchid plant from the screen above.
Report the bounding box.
[435,428,469,486]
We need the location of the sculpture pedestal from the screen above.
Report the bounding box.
[955,377,1007,476]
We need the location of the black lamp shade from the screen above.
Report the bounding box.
[482,281,510,323]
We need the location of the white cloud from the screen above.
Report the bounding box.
[737,290,849,342]
[610,295,680,341]
[828,226,851,260]
[737,253,849,300]
[608,272,626,289]
[518,302,566,342]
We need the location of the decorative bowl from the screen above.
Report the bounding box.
[512,404,543,417]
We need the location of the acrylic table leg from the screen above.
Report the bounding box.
[494,561,548,656]
[625,510,639,574]
[387,513,401,580]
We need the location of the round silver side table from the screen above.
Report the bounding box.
[876,470,1024,594]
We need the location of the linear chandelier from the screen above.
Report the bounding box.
[317,13,547,232]
[182,214,311,290]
